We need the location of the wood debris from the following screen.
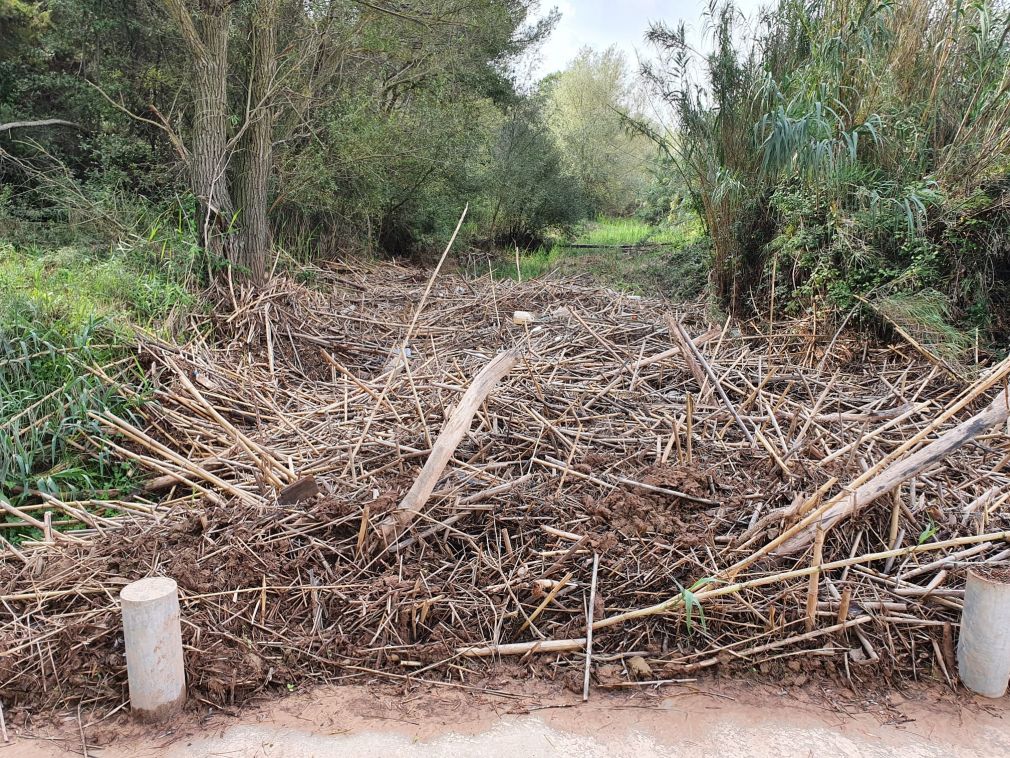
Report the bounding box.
[2,259,1009,712]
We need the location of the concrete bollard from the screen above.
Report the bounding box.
[121,577,186,720]
[957,568,1010,698]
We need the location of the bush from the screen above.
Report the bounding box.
[643,0,1010,346]
[0,239,192,507]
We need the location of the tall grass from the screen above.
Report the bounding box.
[568,216,695,247]
[643,0,1010,345]
[0,240,194,514]
[1,300,131,504]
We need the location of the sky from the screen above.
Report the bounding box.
[530,0,767,79]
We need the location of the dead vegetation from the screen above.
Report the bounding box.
[2,259,1010,716]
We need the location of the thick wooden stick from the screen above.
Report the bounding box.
[783,355,1010,534]
[373,350,519,545]
[805,527,825,632]
[778,389,1010,553]
[458,638,587,658]
[0,118,83,132]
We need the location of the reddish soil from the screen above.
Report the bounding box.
[11,678,1010,758]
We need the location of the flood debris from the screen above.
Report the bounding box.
[2,259,1009,713]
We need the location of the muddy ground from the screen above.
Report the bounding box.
[12,679,1010,757]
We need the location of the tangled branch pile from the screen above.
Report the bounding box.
[2,260,1010,713]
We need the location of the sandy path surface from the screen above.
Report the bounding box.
[9,679,1010,757]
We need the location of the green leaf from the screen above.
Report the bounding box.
[918,519,939,545]
[676,577,721,634]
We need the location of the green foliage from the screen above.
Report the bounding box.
[643,0,1010,345]
[500,215,709,300]
[0,238,194,327]
[575,217,680,246]
[4,0,689,266]
[635,156,694,226]
[0,239,192,513]
[917,518,939,545]
[0,0,185,220]
[2,0,584,260]
[0,301,129,507]
[0,0,48,59]
[543,47,659,216]
[267,0,574,256]
[677,577,720,634]
[870,290,972,362]
[474,95,588,246]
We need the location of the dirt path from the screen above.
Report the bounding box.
[11,680,1010,757]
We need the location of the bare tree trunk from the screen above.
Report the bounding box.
[163,0,281,285]
[193,8,234,256]
[163,0,235,257]
[233,0,277,284]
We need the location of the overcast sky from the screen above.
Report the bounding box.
[530,0,767,79]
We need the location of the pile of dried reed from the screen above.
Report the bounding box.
[2,258,1009,715]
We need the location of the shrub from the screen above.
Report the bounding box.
[643,0,1010,346]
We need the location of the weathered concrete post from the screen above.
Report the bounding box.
[958,569,1010,698]
[121,576,186,720]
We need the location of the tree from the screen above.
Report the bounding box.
[233,0,278,281]
[0,0,47,59]
[269,0,558,255]
[480,95,586,245]
[1,0,570,271]
[162,0,279,283]
[543,47,657,216]
[155,0,557,276]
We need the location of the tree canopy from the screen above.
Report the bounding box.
[544,47,657,216]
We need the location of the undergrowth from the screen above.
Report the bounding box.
[575,217,685,247]
[499,215,709,300]
[0,238,196,542]
[641,0,1010,355]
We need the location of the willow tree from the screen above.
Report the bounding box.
[544,47,657,216]
[162,0,279,284]
[142,0,562,280]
